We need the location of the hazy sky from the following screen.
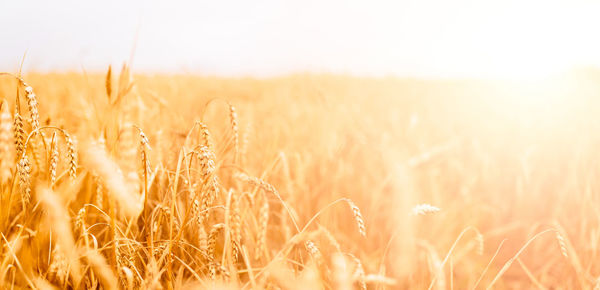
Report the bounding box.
[2,0,600,78]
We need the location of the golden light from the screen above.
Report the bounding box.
[1,0,600,289]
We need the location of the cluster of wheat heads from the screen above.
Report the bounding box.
[0,68,378,289]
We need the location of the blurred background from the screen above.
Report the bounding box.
[2,0,600,79]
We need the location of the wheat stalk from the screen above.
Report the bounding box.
[229,191,242,261]
[208,223,225,280]
[64,131,77,181]
[475,232,484,256]
[555,229,568,258]
[105,65,113,99]
[228,103,239,163]
[305,240,323,264]
[235,172,279,199]
[197,146,219,223]
[197,122,212,150]
[81,141,142,218]
[37,185,83,286]
[346,253,367,290]
[24,85,40,131]
[13,111,25,159]
[17,155,31,206]
[0,100,13,185]
[47,244,68,286]
[48,132,58,185]
[255,191,269,259]
[344,199,366,237]
[411,204,440,216]
[84,248,118,290]
[75,206,87,236]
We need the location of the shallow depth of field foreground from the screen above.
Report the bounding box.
[0,69,600,289]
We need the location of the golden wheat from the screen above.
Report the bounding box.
[0,71,594,289]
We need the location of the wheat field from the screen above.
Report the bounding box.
[0,67,599,289]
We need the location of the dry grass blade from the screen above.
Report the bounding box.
[486,229,558,289]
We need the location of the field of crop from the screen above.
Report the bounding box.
[0,67,599,289]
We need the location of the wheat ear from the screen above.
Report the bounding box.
[0,100,14,184]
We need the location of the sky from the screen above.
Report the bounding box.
[1,0,600,79]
